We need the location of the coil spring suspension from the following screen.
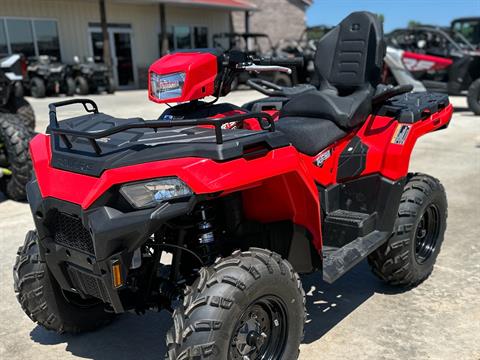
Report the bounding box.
[195,205,217,264]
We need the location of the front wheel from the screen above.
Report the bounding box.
[467,78,480,115]
[368,173,447,287]
[0,114,32,200]
[166,248,305,360]
[7,96,35,132]
[13,231,114,333]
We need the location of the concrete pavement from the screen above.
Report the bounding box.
[0,91,479,360]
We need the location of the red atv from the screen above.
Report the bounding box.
[387,26,480,114]
[14,12,451,360]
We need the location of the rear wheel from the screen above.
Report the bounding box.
[30,77,46,98]
[166,248,305,360]
[13,230,114,333]
[75,76,89,95]
[0,114,32,201]
[368,173,447,287]
[106,76,115,94]
[467,78,480,115]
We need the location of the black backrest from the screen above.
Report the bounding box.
[315,12,385,93]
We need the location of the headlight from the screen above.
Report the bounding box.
[150,71,185,100]
[120,177,192,209]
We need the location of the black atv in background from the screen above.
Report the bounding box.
[0,54,35,131]
[25,56,75,98]
[71,56,115,95]
[0,55,34,200]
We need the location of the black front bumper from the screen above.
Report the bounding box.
[27,179,193,313]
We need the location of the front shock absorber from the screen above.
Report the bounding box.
[196,205,217,264]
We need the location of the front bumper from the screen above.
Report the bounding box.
[27,179,194,313]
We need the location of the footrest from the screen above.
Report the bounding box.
[323,210,376,247]
[322,231,389,284]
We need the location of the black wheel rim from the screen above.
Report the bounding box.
[229,296,288,360]
[414,204,441,264]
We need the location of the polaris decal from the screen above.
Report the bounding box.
[391,124,411,145]
[314,149,332,167]
[403,58,436,72]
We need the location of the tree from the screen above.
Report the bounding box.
[408,20,422,28]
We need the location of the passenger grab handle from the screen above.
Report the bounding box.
[242,64,292,74]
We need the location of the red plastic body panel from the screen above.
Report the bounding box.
[148,52,218,103]
[30,101,453,252]
[299,104,453,186]
[402,51,453,72]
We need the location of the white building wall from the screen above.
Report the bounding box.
[0,0,231,86]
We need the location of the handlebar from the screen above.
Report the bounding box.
[253,57,304,67]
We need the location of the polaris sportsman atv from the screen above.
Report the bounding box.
[71,56,115,95]
[14,12,451,360]
[25,55,75,98]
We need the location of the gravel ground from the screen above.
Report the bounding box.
[0,91,479,360]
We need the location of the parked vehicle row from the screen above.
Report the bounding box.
[0,54,115,99]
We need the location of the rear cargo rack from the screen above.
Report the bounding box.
[48,99,275,155]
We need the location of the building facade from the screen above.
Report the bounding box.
[0,0,253,88]
[232,0,312,46]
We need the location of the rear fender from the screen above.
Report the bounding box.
[359,104,453,180]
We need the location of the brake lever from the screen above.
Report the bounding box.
[243,64,292,75]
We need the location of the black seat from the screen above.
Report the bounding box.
[277,12,385,156]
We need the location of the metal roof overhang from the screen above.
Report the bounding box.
[148,0,257,11]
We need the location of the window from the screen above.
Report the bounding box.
[161,25,209,52]
[0,18,61,59]
[194,27,208,48]
[34,20,60,58]
[175,26,192,49]
[6,19,35,57]
[453,20,480,45]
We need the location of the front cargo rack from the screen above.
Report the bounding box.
[48,99,275,155]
